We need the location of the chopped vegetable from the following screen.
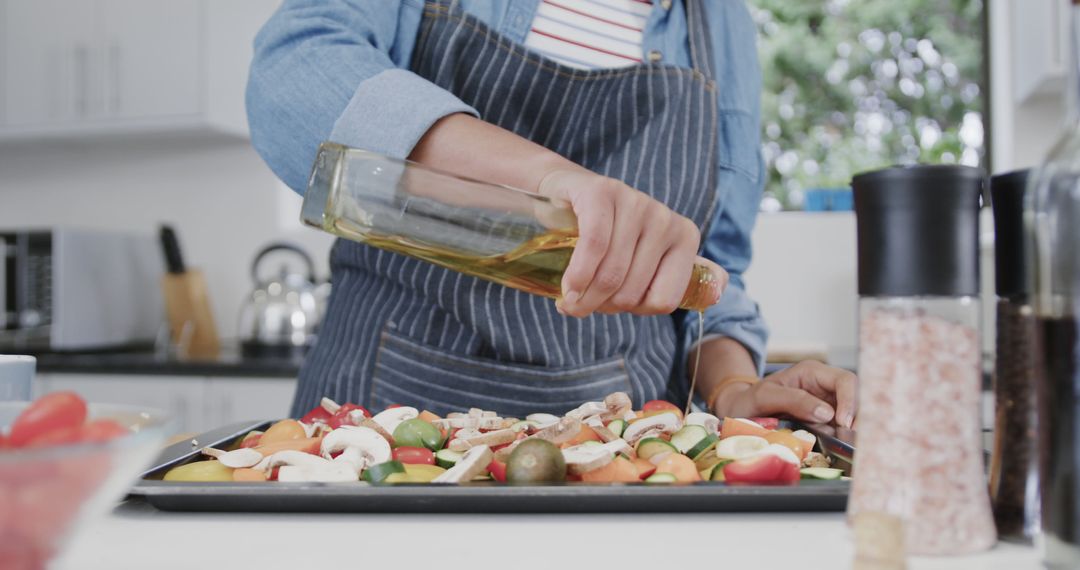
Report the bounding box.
[715,435,770,461]
[800,467,844,480]
[722,454,800,485]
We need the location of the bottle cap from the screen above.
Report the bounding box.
[989,169,1031,298]
[853,165,983,297]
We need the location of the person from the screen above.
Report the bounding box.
[247,0,857,427]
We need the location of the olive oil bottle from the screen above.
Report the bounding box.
[302,142,720,311]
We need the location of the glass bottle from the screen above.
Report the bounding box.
[299,142,720,310]
[1029,2,1080,566]
[988,169,1040,543]
[849,165,996,555]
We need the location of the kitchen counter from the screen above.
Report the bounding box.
[32,347,303,378]
[56,500,1041,569]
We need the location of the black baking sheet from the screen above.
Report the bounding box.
[128,420,850,513]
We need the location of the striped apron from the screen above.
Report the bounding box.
[293,0,720,418]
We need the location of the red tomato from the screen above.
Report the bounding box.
[392,446,436,465]
[642,400,681,414]
[385,404,403,410]
[9,392,88,447]
[238,432,263,449]
[24,426,83,448]
[299,405,332,424]
[748,417,780,430]
[77,419,129,443]
[327,403,371,429]
[722,454,800,485]
[487,460,507,483]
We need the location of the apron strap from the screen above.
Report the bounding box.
[685,0,716,80]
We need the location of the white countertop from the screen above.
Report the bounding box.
[55,501,1041,570]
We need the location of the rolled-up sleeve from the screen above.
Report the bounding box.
[246,0,479,194]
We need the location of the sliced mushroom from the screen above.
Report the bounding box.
[356,418,395,444]
[621,412,682,446]
[277,463,358,483]
[320,425,392,465]
[565,401,607,421]
[298,422,320,438]
[371,406,419,434]
[525,413,561,427]
[685,412,721,435]
[332,446,371,475]
[448,428,517,452]
[583,417,622,445]
[254,449,335,473]
[432,445,494,483]
[529,416,582,446]
[802,451,831,469]
[320,397,342,414]
[600,391,632,421]
[201,447,263,469]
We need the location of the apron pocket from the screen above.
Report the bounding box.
[370,328,632,417]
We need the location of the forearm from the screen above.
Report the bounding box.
[691,337,758,414]
[409,113,584,193]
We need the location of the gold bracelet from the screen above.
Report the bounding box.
[705,375,759,413]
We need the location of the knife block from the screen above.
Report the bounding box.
[161,269,220,359]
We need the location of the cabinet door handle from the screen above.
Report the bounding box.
[109,43,121,114]
[73,45,89,117]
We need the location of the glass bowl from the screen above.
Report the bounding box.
[0,402,173,569]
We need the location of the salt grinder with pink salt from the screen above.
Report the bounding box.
[849,165,997,555]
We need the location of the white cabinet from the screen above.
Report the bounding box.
[1012,0,1071,103]
[205,377,296,428]
[31,373,297,436]
[3,0,98,126]
[101,0,202,121]
[1,0,282,136]
[35,373,208,436]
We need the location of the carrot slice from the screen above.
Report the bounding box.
[765,431,808,460]
[631,456,657,480]
[654,453,701,483]
[580,457,640,483]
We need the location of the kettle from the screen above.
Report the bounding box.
[238,243,326,357]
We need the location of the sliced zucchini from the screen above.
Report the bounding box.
[800,467,844,480]
[709,460,732,481]
[670,425,708,454]
[688,434,719,460]
[644,472,678,484]
[635,437,679,461]
[581,440,603,447]
[694,453,724,474]
[362,460,406,484]
[435,449,464,469]
[606,419,627,438]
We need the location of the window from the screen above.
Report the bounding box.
[748,0,987,210]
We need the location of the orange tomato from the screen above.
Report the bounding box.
[418,410,442,424]
[720,417,772,439]
[253,436,322,457]
[642,400,684,419]
[232,468,268,482]
[260,420,306,445]
[654,453,701,483]
[579,457,640,483]
[630,456,657,480]
[564,424,603,447]
[764,431,807,460]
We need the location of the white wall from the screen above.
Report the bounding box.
[0,130,334,342]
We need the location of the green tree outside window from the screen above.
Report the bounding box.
[750,0,985,210]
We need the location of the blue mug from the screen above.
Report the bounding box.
[0,355,35,401]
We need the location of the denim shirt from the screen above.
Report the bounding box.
[247,0,770,374]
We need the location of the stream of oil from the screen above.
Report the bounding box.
[686,311,704,416]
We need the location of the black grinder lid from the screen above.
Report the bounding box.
[989,169,1031,298]
[853,165,984,297]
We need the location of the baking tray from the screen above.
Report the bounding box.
[129,420,851,513]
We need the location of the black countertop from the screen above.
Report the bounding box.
[32,346,304,378]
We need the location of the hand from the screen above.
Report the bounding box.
[536,169,727,318]
[711,361,858,428]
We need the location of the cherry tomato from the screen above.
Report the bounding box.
[9,391,88,447]
[299,405,332,424]
[642,400,683,419]
[487,459,507,483]
[722,454,800,485]
[78,419,129,443]
[327,403,371,429]
[748,417,780,430]
[24,426,83,447]
[392,446,436,465]
[385,404,403,410]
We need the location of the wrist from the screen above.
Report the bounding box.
[706,375,758,416]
